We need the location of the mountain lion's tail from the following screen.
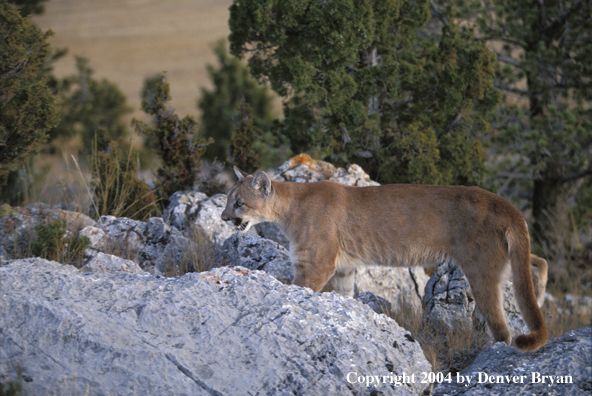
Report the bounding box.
[508,222,548,352]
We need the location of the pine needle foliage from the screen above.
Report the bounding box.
[0,3,59,183]
[229,0,501,186]
[132,74,214,202]
[228,98,262,174]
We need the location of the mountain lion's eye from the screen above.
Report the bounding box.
[235,201,243,209]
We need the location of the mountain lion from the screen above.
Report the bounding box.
[221,167,548,352]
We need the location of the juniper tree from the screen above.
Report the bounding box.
[229,0,501,186]
[0,2,59,183]
[198,39,275,163]
[132,74,213,202]
[7,0,49,16]
[228,98,262,174]
[50,57,132,153]
[430,0,592,246]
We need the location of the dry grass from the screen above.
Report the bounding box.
[533,198,592,299]
[383,283,591,374]
[161,225,218,277]
[8,139,93,213]
[544,299,592,340]
[384,296,489,374]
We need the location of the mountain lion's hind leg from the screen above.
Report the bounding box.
[469,275,512,344]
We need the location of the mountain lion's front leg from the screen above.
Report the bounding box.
[291,244,339,293]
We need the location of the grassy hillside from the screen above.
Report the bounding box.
[33,0,234,121]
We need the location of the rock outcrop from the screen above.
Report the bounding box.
[356,266,430,314]
[163,191,252,246]
[0,204,95,260]
[216,232,294,284]
[1,258,431,396]
[432,327,592,396]
[423,262,476,332]
[272,153,380,186]
[423,262,531,337]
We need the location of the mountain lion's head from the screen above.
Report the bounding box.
[221,167,273,233]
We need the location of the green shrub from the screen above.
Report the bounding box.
[0,378,23,396]
[0,3,60,185]
[228,98,262,174]
[31,219,90,266]
[132,74,216,202]
[198,39,275,164]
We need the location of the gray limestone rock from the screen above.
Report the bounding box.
[432,327,592,396]
[217,232,294,284]
[329,164,380,187]
[0,204,95,259]
[79,225,106,250]
[78,215,195,276]
[356,291,393,315]
[163,191,250,246]
[272,154,380,187]
[564,294,592,317]
[82,251,145,275]
[356,266,430,314]
[0,258,431,396]
[424,262,537,338]
[423,262,476,332]
[153,234,193,276]
[95,215,147,261]
[254,221,290,249]
[162,190,209,231]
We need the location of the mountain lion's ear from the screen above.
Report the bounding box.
[251,171,272,196]
[234,166,249,181]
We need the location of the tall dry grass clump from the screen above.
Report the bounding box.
[161,225,219,277]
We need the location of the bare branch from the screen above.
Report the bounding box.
[430,1,448,27]
[544,0,583,40]
[559,167,592,184]
[496,55,521,67]
[494,84,530,96]
[499,172,536,179]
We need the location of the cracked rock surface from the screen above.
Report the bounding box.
[423,262,531,337]
[432,327,592,396]
[216,232,294,284]
[356,266,429,314]
[0,258,431,396]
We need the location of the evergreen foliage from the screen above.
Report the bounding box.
[229,0,501,185]
[50,57,132,153]
[7,0,48,16]
[141,74,162,105]
[198,39,275,163]
[0,2,59,184]
[430,0,592,246]
[31,219,90,265]
[228,99,262,174]
[132,74,214,202]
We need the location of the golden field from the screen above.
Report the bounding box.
[33,0,235,121]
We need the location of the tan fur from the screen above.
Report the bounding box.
[221,168,548,351]
[530,254,548,308]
